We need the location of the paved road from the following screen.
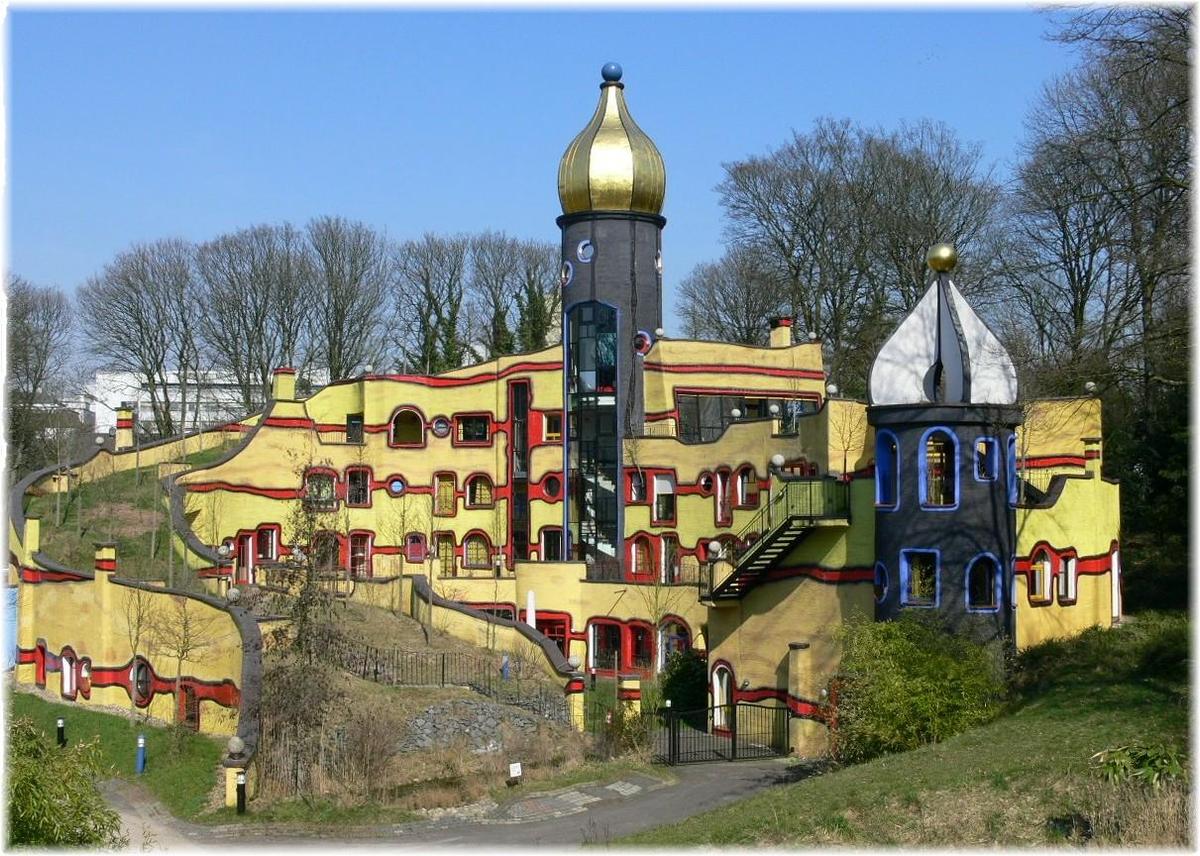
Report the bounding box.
[102,758,822,849]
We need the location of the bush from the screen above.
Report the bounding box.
[831,613,1006,764]
[660,649,708,711]
[7,717,127,848]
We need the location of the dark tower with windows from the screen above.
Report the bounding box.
[867,244,1022,641]
[556,62,666,579]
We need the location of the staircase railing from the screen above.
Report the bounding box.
[731,478,850,563]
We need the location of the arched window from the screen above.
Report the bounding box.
[405,533,427,563]
[60,650,76,699]
[920,429,958,509]
[435,534,455,577]
[901,549,939,607]
[630,537,653,578]
[873,562,888,604]
[966,554,1000,612]
[1058,555,1077,604]
[629,622,654,671]
[658,621,691,671]
[465,475,493,508]
[131,659,152,707]
[303,470,337,512]
[390,409,424,447]
[1030,549,1053,603]
[876,431,899,509]
[712,665,733,729]
[736,467,758,508]
[463,534,491,569]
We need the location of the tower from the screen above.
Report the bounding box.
[867,244,1022,641]
[557,62,666,578]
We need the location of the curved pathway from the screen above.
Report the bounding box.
[102,758,823,849]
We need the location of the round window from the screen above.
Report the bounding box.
[576,240,595,263]
[700,474,714,493]
[559,260,573,288]
[543,475,562,499]
[634,330,653,356]
[654,250,663,275]
[431,417,451,438]
[387,477,406,497]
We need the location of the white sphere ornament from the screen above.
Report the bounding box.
[768,404,780,416]
[654,327,665,338]
[807,331,818,341]
[730,408,742,419]
[227,735,245,756]
[826,383,839,396]
[1084,381,1097,393]
[770,453,786,468]
[226,587,241,602]
[567,654,582,670]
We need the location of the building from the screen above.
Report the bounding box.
[11,63,1122,759]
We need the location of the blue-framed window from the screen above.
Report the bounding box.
[875,430,899,509]
[974,437,999,482]
[900,549,940,608]
[919,428,958,510]
[965,553,1001,613]
[873,562,889,604]
[1007,434,1018,506]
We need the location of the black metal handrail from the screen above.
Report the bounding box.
[733,478,850,561]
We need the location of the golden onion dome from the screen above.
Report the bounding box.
[558,62,666,217]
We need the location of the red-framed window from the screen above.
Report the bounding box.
[652,473,676,526]
[303,468,338,512]
[544,412,563,443]
[463,532,491,570]
[346,466,372,507]
[312,531,342,573]
[349,532,372,578]
[434,533,456,577]
[735,466,759,508]
[389,408,425,447]
[590,621,622,672]
[434,473,456,516]
[255,526,278,561]
[405,533,427,563]
[628,470,648,503]
[629,622,655,671]
[628,535,655,581]
[465,474,494,508]
[536,613,571,657]
[540,527,564,562]
[716,467,733,526]
[453,413,492,447]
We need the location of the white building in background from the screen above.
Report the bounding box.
[82,371,249,435]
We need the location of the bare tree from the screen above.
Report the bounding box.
[76,239,199,437]
[392,233,470,373]
[514,239,561,351]
[466,231,522,359]
[7,276,73,478]
[677,246,783,345]
[196,223,314,412]
[146,595,224,726]
[306,216,391,381]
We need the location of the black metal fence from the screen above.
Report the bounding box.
[322,635,572,724]
[658,703,790,764]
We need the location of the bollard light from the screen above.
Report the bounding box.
[236,770,247,814]
[56,717,66,748]
[136,734,147,775]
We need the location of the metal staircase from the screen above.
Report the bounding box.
[700,478,851,602]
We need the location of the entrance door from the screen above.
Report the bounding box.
[238,535,254,585]
[712,666,732,730]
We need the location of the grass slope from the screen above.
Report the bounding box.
[9,690,225,820]
[622,614,1189,847]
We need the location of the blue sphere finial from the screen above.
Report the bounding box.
[601,62,623,83]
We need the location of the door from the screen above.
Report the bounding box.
[238,535,254,585]
[712,666,732,730]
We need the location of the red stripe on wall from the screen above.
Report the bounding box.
[645,363,825,380]
[185,482,299,500]
[20,567,88,584]
[732,686,828,721]
[1019,455,1086,470]
[263,416,317,429]
[762,565,874,584]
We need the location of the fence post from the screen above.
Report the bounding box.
[441,652,446,687]
[666,701,678,766]
[730,702,738,761]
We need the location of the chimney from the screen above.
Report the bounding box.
[115,402,136,451]
[271,367,296,402]
[94,541,117,575]
[769,316,793,348]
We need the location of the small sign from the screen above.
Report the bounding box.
[508,762,522,779]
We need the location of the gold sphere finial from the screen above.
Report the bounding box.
[927,243,958,273]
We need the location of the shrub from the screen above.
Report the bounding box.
[660,649,708,711]
[1091,743,1187,790]
[7,717,127,848]
[831,613,1006,764]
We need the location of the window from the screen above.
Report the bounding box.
[629,471,647,503]
[464,534,491,569]
[736,467,758,508]
[466,475,494,508]
[537,616,570,657]
[256,528,276,561]
[390,409,424,446]
[1030,550,1053,603]
[876,431,899,508]
[541,528,563,562]
[434,474,456,516]
[662,534,681,584]
[312,532,340,574]
[591,622,622,671]
[132,659,152,706]
[303,471,337,512]
[901,549,939,607]
[920,429,957,508]
[349,533,371,578]
[630,537,653,578]
[966,554,1000,612]
[545,413,562,442]
[60,651,76,699]
[543,475,562,499]
[630,623,654,671]
[346,468,370,507]
[456,415,490,444]
[1058,556,1078,604]
[346,412,364,444]
[653,474,676,524]
[716,469,732,525]
[435,534,455,577]
[181,686,200,731]
[874,562,888,604]
[658,621,690,670]
[1007,434,1019,506]
[975,437,999,481]
[405,533,427,563]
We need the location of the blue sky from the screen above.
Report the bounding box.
[9,10,1080,330]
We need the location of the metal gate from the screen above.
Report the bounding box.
[651,703,789,765]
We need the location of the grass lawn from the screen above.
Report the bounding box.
[9,690,226,821]
[621,614,1189,847]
